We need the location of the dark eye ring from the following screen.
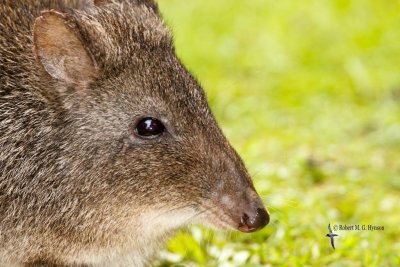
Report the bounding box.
[134,117,165,138]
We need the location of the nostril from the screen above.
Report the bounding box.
[239,208,270,233]
[240,213,250,227]
[255,208,270,228]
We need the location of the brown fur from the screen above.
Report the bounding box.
[0,1,269,266]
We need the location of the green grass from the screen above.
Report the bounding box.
[155,0,400,266]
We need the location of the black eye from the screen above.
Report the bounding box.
[135,117,165,138]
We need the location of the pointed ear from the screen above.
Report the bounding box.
[33,11,97,87]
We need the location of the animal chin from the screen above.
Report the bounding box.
[198,210,238,231]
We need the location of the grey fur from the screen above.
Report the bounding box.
[0,1,268,266]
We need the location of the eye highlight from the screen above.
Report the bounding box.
[135,117,165,138]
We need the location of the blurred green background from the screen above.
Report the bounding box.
[156,0,400,266]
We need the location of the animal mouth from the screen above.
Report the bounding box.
[196,195,270,233]
[237,208,270,233]
[198,205,269,233]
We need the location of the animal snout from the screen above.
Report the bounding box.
[238,207,269,233]
[215,188,270,232]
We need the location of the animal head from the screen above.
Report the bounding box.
[31,0,269,247]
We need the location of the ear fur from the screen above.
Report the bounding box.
[33,10,97,87]
[93,0,159,13]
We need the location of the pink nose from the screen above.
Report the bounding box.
[238,208,269,233]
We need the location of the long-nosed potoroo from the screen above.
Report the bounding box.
[0,1,269,266]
